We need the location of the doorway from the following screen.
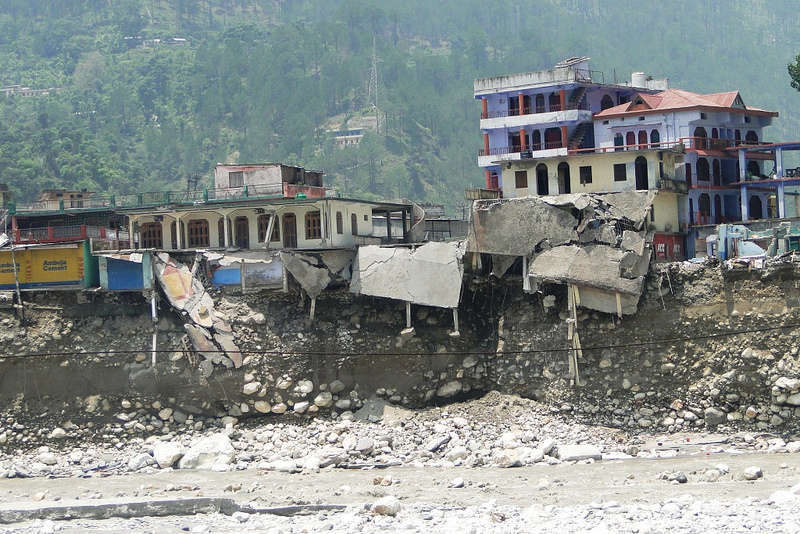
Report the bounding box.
[282,213,297,248]
[749,196,763,219]
[557,162,571,194]
[234,216,249,248]
[635,156,649,190]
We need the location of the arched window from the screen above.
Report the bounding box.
[557,162,570,194]
[305,211,321,240]
[650,129,660,147]
[693,127,708,149]
[614,133,624,152]
[532,130,542,150]
[697,158,710,181]
[600,94,615,111]
[637,130,647,148]
[536,164,549,195]
[140,222,162,249]
[351,213,358,236]
[336,211,343,234]
[625,131,636,148]
[535,94,545,114]
[711,128,719,139]
[548,92,561,111]
[747,160,760,178]
[712,159,721,186]
[699,193,711,223]
[187,219,209,248]
[745,130,759,144]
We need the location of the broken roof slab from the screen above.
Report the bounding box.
[350,241,465,308]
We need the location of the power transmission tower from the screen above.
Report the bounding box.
[367,36,380,131]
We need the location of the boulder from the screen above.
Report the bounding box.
[704,407,726,427]
[178,433,234,470]
[372,496,402,516]
[153,441,184,468]
[556,444,602,462]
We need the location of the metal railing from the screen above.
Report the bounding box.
[13,224,129,244]
[11,183,337,214]
[481,102,589,119]
[479,142,566,157]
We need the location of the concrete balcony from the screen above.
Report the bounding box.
[480,109,592,131]
[478,145,568,167]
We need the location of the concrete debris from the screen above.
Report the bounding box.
[350,241,465,308]
[279,250,354,298]
[468,197,578,256]
[154,253,242,371]
[465,192,657,315]
[490,254,517,278]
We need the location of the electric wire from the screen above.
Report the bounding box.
[4,321,799,360]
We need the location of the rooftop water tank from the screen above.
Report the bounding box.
[631,72,647,88]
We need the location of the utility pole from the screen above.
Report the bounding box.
[368,36,380,131]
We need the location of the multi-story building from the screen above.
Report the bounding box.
[475,58,784,259]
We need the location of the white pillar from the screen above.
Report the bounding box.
[319,202,327,245]
[738,149,747,182]
[776,148,784,177]
[128,215,137,248]
[223,213,230,248]
[741,185,749,222]
[175,214,184,249]
[778,182,786,219]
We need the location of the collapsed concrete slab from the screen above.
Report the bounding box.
[468,192,655,316]
[280,252,331,299]
[153,253,242,370]
[467,197,578,256]
[350,241,465,308]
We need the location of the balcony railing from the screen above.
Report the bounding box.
[481,102,589,119]
[656,177,689,194]
[11,183,337,214]
[13,224,130,244]
[479,140,568,157]
[679,136,772,151]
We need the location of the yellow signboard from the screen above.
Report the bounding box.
[0,244,83,288]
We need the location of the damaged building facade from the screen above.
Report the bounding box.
[475,57,789,260]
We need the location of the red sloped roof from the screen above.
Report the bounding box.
[594,88,777,119]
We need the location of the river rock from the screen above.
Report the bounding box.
[178,433,234,470]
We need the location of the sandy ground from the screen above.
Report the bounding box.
[1,451,798,533]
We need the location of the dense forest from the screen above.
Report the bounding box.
[1,0,800,213]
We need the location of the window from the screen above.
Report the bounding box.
[514,170,528,189]
[579,166,592,184]
[140,222,163,249]
[600,94,614,110]
[650,204,655,222]
[257,214,280,242]
[614,163,627,181]
[602,120,609,125]
[697,158,710,181]
[336,211,343,234]
[305,211,321,240]
[700,112,707,119]
[638,116,645,121]
[364,214,368,221]
[744,116,751,123]
[625,131,635,148]
[187,219,209,247]
[228,171,244,188]
[650,129,660,147]
[351,213,358,235]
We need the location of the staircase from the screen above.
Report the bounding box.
[568,122,589,150]
[568,86,587,109]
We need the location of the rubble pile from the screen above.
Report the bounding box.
[2,392,799,480]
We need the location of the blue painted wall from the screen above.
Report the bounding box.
[211,265,241,286]
[105,257,144,290]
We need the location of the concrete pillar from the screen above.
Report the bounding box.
[559,89,566,111]
[776,148,784,177]
[485,169,492,189]
[738,149,746,182]
[406,302,412,329]
[483,133,489,155]
[560,125,568,149]
[518,92,525,115]
[223,213,230,247]
[128,216,137,248]
[401,209,408,241]
[174,214,183,249]
[385,211,392,240]
[481,97,488,119]
[320,203,327,244]
[520,128,527,151]
[741,184,749,222]
[778,182,786,218]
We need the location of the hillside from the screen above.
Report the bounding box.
[1,0,800,213]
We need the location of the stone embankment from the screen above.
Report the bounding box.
[0,259,800,450]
